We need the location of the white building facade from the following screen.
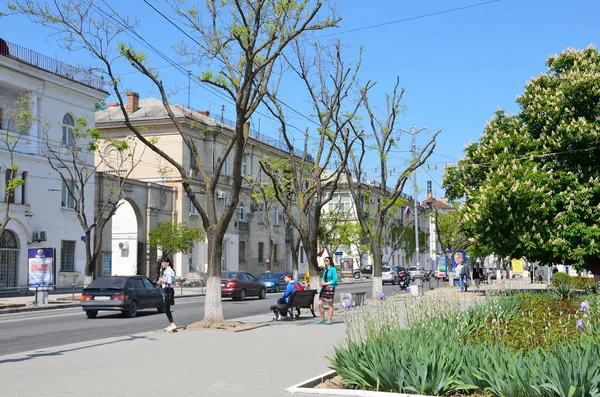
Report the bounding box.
[0,38,107,293]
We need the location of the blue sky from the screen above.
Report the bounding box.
[1,0,598,199]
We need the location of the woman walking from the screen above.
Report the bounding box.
[473,263,483,292]
[157,258,177,332]
[316,257,338,325]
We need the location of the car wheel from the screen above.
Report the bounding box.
[258,288,266,299]
[85,310,98,319]
[239,289,246,301]
[353,272,360,280]
[274,285,279,293]
[123,300,138,318]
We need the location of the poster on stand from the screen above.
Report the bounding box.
[28,248,54,291]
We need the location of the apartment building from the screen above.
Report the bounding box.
[95,94,297,278]
[0,38,107,293]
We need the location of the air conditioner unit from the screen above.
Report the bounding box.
[216,190,225,199]
[32,231,39,242]
[118,242,129,250]
[39,231,47,241]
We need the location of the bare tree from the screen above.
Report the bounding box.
[0,94,34,236]
[346,78,440,297]
[260,40,372,290]
[8,0,337,325]
[45,115,142,276]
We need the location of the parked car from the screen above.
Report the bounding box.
[258,271,287,293]
[408,266,424,281]
[80,275,164,319]
[382,266,399,285]
[221,271,267,301]
[359,265,373,279]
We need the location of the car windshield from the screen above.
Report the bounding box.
[409,267,418,271]
[222,272,238,280]
[382,267,391,273]
[259,273,278,280]
[87,277,127,289]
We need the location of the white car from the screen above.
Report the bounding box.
[408,267,424,281]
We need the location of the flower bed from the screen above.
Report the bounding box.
[329,292,600,396]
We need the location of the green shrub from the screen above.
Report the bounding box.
[331,293,600,396]
[551,272,572,283]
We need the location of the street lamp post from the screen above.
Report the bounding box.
[398,125,430,293]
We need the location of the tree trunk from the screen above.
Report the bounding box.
[202,229,225,323]
[371,231,384,298]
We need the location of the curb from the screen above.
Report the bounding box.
[286,370,435,396]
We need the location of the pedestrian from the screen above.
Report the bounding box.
[274,273,303,320]
[455,253,468,292]
[473,263,483,292]
[157,257,177,332]
[507,262,513,280]
[552,265,558,275]
[316,257,337,325]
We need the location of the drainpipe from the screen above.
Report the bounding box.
[146,182,152,277]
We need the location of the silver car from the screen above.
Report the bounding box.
[382,266,398,285]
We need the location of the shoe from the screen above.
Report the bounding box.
[325,321,333,325]
[315,320,325,324]
[166,325,177,333]
[163,326,171,331]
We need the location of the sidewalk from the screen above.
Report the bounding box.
[0,311,345,397]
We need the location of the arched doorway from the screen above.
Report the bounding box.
[0,230,19,292]
[111,199,140,276]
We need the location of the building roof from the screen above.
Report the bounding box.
[421,196,453,210]
[95,98,213,123]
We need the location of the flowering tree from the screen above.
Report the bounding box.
[444,46,600,273]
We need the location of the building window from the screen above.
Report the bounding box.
[239,241,246,262]
[242,154,248,175]
[238,203,246,221]
[62,113,75,145]
[258,242,264,263]
[61,180,76,209]
[273,244,278,263]
[221,197,229,214]
[61,240,76,272]
[328,193,352,213]
[189,199,198,216]
[190,147,198,170]
[273,207,280,226]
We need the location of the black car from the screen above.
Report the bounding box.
[80,275,165,319]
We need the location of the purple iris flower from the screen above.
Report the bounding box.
[579,301,590,312]
[577,319,584,330]
[343,299,352,310]
[405,287,410,293]
[379,292,386,301]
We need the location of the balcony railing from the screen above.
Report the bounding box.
[0,38,105,91]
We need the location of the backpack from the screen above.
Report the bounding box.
[294,282,304,292]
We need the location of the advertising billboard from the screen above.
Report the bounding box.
[28,248,54,291]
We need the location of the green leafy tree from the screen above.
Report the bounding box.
[7,0,337,325]
[148,222,205,274]
[433,206,471,263]
[444,46,600,273]
[0,94,34,236]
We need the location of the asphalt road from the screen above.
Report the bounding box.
[0,279,444,357]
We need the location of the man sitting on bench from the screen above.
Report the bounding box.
[275,273,303,320]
